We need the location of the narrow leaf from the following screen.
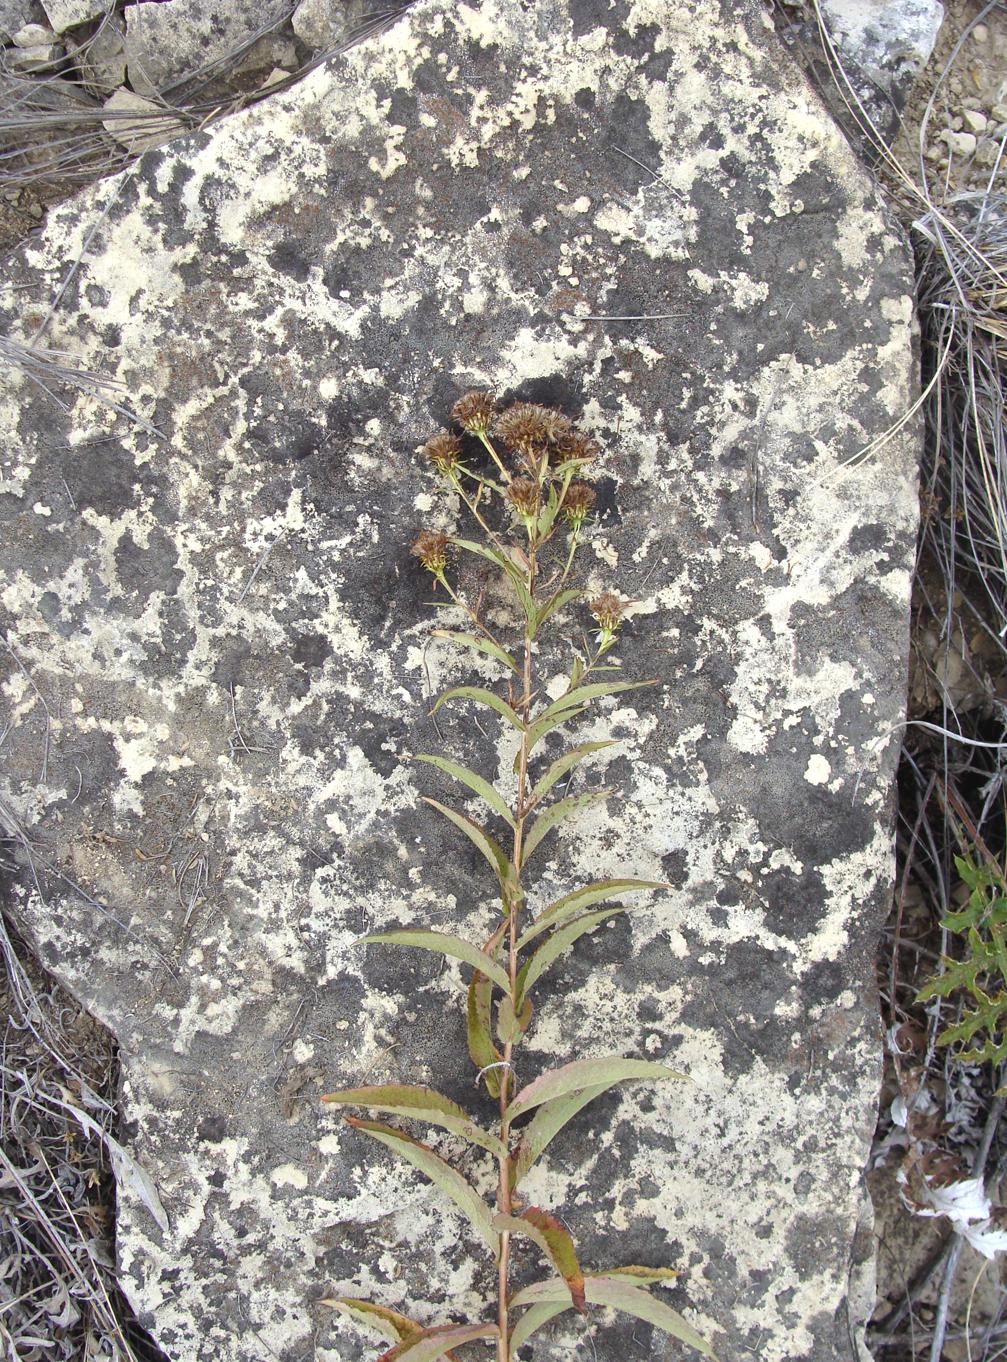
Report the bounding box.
[494,1207,586,1311]
[508,1302,568,1354]
[430,629,520,676]
[522,791,611,865]
[519,880,664,948]
[431,687,525,732]
[535,588,581,631]
[525,706,588,755]
[534,680,655,727]
[420,798,512,893]
[516,909,624,1005]
[468,972,502,1096]
[508,1279,713,1357]
[378,1322,499,1362]
[321,1085,507,1158]
[507,1057,685,1122]
[322,1298,421,1344]
[530,741,618,804]
[497,995,522,1046]
[346,1119,499,1257]
[359,928,511,993]
[601,1266,681,1285]
[511,1084,610,1187]
[414,755,516,829]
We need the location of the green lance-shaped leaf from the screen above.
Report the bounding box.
[533,680,656,728]
[510,1083,609,1188]
[377,1322,499,1362]
[534,588,581,633]
[530,741,618,804]
[468,924,507,1096]
[321,1298,423,1345]
[345,1118,499,1258]
[509,1277,715,1358]
[524,706,588,757]
[506,1057,685,1122]
[519,879,665,949]
[521,790,612,866]
[321,1085,507,1159]
[431,687,525,733]
[359,928,512,994]
[494,1207,586,1312]
[507,1302,569,1355]
[430,629,520,676]
[515,909,624,1006]
[420,798,513,897]
[496,994,533,1046]
[414,755,516,829]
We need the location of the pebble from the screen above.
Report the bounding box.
[972,23,988,42]
[941,130,977,157]
[992,104,1007,121]
[963,109,988,133]
[975,137,1001,166]
[12,20,54,44]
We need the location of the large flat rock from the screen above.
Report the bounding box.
[0,1,918,1359]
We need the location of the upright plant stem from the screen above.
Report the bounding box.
[496,533,538,1362]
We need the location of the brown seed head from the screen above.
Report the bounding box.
[563,481,596,527]
[410,530,450,575]
[589,592,624,632]
[552,429,601,466]
[506,476,539,517]
[452,391,497,436]
[422,431,463,474]
[494,403,572,457]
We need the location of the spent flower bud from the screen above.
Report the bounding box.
[563,482,596,529]
[452,391,497,436]
[410,530,450,577]
[494,403,572,459]
[552,429,601,466]
[589,592,624,633]
[422,431,463,474]
[506,476,539,520]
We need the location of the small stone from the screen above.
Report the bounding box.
[972,22,988,42]
[950,115,963,131]
[76,16,126,93]
[232,31,298,78]
[291,0,367,50]
[101,88,183,152]
[992,103,1007,121]
[975,137,1001,166]
[5,39,62,68]
[12,18,53,42]
[941,130,977,157]
[0,0,44,41]
[258,65,288,90]
[123,0,293,96]
[39,0,106,32]
[962,109,988,133]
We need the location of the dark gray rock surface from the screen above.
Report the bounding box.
[0,1,918,1359]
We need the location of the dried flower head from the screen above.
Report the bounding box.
[563,482,596,528]
[552,429,601,466]
[452,391,497,436]
[589,592,624,632]
[410,530,450,576]
[494,403,572,458]
[422,431,463,474]
[506,476,539,518]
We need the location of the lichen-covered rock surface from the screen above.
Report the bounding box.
[0,1,918,1358]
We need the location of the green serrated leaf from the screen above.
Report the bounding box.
[533,680,656,729]
[420,798,513,894]
[530,741,619,804]
[359,928,512,993]
[521,790,611,866]
[431,687,525,732]
[377,1321,499,1362]
[414,755,516,829]
[430,629,520,676]
[346,1119,499,1258]
[321,1298,422,1344]
[506,1057,685,1122]
[519,879,664,948]
[515,909,624,1006]
[321,1084,507,1158]
[511,1084,610,1188]
[494,1207,586,1312]
[509,1278,714,1357]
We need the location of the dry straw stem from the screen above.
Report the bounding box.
[322,396,714,1361]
